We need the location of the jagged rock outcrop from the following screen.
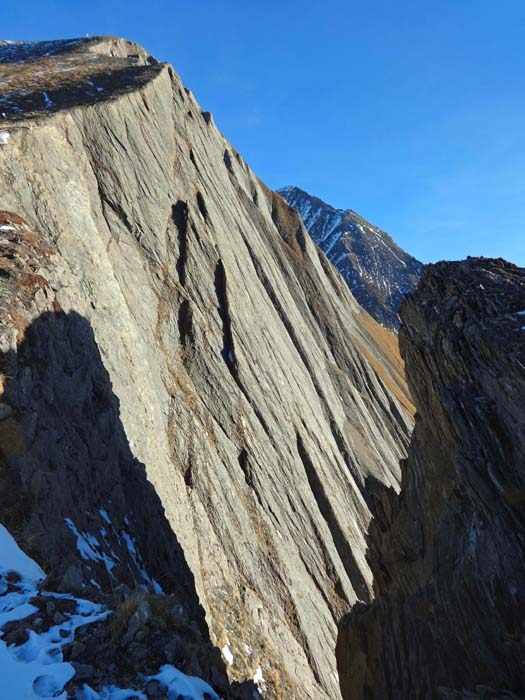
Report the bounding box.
[336,258,525,699]
[278,185,422,331]
[0,38,414,698]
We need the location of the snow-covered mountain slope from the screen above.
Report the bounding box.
[278,186,422,331]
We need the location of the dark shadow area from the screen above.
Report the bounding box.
[214,259,236,370]
[0,309,260,699]
[337,258,525,698]
[337,461,525,699]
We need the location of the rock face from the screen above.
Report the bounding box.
[0,38,413,698]
[278,186,422,332]
[336,258,525,699]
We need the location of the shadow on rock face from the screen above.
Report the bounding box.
[0,309,261,699]
[336,258,525,700]
[338,468,525,700]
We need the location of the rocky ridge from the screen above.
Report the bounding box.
[336,257,525,699]
[0,37,413,698]
[278,186,422,331]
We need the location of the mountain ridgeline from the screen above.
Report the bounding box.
[278,186,422,332]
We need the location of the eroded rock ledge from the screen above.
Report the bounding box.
[336,257,525,699]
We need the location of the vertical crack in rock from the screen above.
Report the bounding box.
[196,191,209,222]
[177,298,194,350]
[250,183,259,207]
[189,148,199,172]
[214,259,236,371]
[238,448,263,507]
[244,237,366,488]
[212,256,275,445]
[172,200,189,287]
[296,432,371,603]
[223,149,234,176]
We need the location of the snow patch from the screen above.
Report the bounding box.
[99,509,111,525]
[253,666,264,686]
[0,523,217,700]
[0,523,109,700]
[221,641,234,666]
[0,524,44,582]
[42,92,54,109]
[77,664,220,699]
[147,665,219,700]
[77,686,146,700]
[65,518,119,578]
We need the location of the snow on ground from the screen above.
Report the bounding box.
[121,529,163,595]
[253,666,264,688]
[65,517,119,579]
[0,524,109,700]
[221,641,233,666]
[76,664,220,700]
[76,663,221,700]
[147,665,219,700]
[99,509,111,525]
[42,91,54,109]
[0,525,44,582]
[77,685,146,700]
[65,514,162,592]
[0,39,83,64]
[83,507,163,594]
[0,522,220,700]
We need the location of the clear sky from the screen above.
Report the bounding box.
[4,1,525,265]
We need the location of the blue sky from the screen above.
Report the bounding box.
[4,1,525,265]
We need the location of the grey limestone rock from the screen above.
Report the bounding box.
[0,37,414,698]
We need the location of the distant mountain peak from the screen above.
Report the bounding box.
[278,185,422,331]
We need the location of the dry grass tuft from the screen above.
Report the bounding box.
[110,589,146,639]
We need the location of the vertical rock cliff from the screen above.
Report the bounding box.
[336,258,525,699]
[0,38,413,698]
